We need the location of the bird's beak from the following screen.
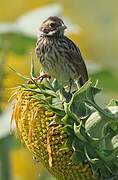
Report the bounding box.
[62,24,67,30]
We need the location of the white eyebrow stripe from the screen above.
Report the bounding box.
[47,30,57,35]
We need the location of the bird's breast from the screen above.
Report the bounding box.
[35,37,77,85]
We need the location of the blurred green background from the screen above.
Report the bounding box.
[0,0,118,180]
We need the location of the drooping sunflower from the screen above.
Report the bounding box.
[11,78,118,180]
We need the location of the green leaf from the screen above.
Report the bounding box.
[21,84,41,93]
[85,106,118,140]
[96,148,118,162]
[74,122,87,142]
[40,89,57,98]
[64,102,81,123]
[86,85,101,102]
[69,79,118,120]
[32,94,47,102]
[61,114,70,124]
[30,55,37,78]
[51,79,62,91]
[71,137,86,161]
[71,151,85,164]
[84,145,100,165]
[109,122,118,131]
[111,135,118,149]
[48,104,65,116]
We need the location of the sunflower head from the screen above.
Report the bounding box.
[11,78,118,179]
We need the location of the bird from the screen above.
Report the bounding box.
[35,16,88,90]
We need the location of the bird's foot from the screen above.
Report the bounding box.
[61,88,72,103]
[38,73,51,82]
[27,73,51,84]
[65,92,72,102]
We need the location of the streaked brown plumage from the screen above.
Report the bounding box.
[36,16,88,88]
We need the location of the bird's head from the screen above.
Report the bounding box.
[39,16,67,37]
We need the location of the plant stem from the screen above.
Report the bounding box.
[0,136,11,180]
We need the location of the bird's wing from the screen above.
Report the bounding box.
[64,49,88,85]
[61,37,88,85]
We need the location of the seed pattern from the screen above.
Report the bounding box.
[12,90,98,180]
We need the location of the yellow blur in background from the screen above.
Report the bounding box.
[11,147,41,180]
[0,0,55,21]
[0,0,118,180]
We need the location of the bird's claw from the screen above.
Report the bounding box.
[27,73,51,84]
[38,73,51,82]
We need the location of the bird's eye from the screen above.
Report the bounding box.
[50,23,55,27]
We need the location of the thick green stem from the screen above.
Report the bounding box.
[0,136,11,180]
